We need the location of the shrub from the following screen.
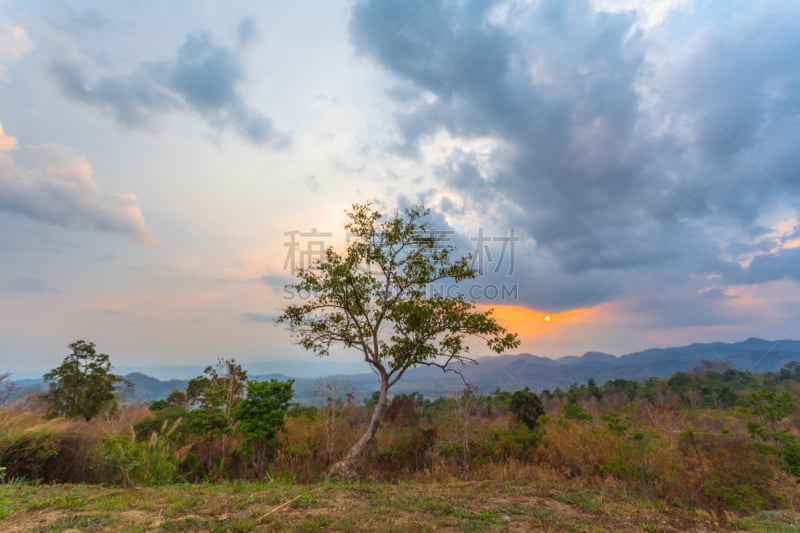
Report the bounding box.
[672,430,780,512]
[0,408,118,483]
[535,418,616,479]
[486,426,538,462]
[100,420,186,486]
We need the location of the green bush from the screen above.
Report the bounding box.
[487,426,538,461]
[100,420,185,486]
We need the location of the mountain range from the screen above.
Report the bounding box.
[10,338,800,404]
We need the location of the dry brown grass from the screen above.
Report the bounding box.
[535,419,618,479]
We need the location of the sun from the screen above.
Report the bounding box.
[544,315,551,321]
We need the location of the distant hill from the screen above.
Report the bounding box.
[121,337,800,402]
[9,338,800,403]
[114,360,368,381]
[436,337,800,394]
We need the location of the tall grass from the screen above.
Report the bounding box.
[0,409,84,482]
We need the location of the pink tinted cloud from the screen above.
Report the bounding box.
[0,121,17,151]
[0,123,157,243]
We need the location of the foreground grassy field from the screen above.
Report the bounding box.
[2,480,800,532]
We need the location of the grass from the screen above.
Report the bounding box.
[1,480,799,532]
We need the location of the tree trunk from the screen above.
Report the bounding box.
[327,377,389,480]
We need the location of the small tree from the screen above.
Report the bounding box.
[278,202,519,478]
[184,358,248,469]
[186,358,248,416]
[42,340,124,421]
[232,379,294,477]
[509,387,545,431]
[455,382,479,475]
[313,379,352,466]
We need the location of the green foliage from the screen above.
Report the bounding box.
[0,426,62,481]
[508,388,544,431]
[278,202,519,370]
[364,390,381,410]
[41,340,124,421]
[287,403,317,418]
[776,432,800,476]
[600,411,632,434]
[488,426,538,461]
[187,358,248,416]
[100,420,186,486]
[277,202,519,475]
[134,369,245,481]
[561,403,592,422]
[746,389,796,424]
[233,380,294,445]
[132,361,280,481]
[149,390,188,411]
[601,378,639,401]
[667,372,693,394]
[232,379,294,476]
[135,405,189,440]
[744,388,800,476]
[602,426,666,490]
[779,361,800,381]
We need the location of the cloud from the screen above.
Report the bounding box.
[0,122,17,151]
[591,0,693,31]
[259,273,294,288]
[304,175,320,192]
[241,312,276,324]
[0,17,33,81]
[46,6,112,33]
[349,0,800,320]
[50,61,177,128]
[734,248,800,285]
[8,278,57,293]
[0,124,156,243]
[50,20,289,148]
[236,17,259,47]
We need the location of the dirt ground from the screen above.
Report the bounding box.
[2,480,798,532]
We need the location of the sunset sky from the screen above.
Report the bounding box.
[1,0,799,377]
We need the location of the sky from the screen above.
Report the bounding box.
[1,0,799,377]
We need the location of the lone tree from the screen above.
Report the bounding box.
[42,340,124,421]
[278,202,519,478]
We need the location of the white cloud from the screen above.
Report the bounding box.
[0,16,33,81]
[591,0,694,31]
[0,123,157,244]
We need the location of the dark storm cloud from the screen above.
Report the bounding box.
[350,0,800,314]
[50,20,289,148]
